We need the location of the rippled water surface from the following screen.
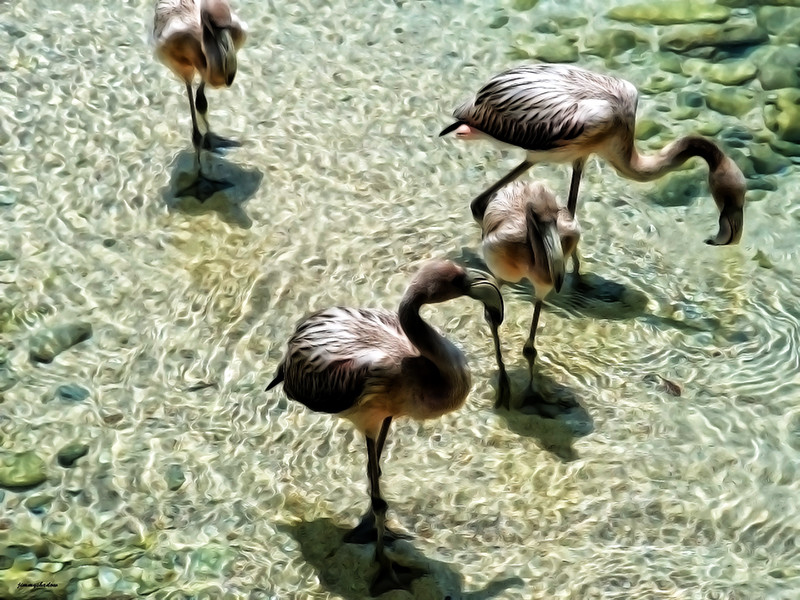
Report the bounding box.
[2,0,800,598]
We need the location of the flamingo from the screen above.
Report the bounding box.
[474,181,580,409]
[440,63,746,266]
[153,0,247,188]
[266,260,508,595]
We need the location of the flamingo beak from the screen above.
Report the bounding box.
[465,270,504,326]
[705,204,743,246]
[542,224,566,293]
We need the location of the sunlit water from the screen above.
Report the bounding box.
[1,0,799,598]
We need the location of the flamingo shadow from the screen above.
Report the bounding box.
[493,369,594,462]
[162,150,262,229]
[278,517,524,599]
[456,247,649,320]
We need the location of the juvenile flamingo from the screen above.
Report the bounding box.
[266,260,508,595]
[475,181,580,409]
[441,63,746,261]
[153,0,247,185]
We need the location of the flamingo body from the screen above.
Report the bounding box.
[442,63,746,247]
[267,260,507,595]
[476,181,580,406]
[154,0,247,88]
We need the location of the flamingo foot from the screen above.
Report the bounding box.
[176,174,233,202]
[344,511,411,546]
[202,132,242,153]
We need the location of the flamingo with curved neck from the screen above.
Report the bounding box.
[441,63,746,257]
[266,260,508,595]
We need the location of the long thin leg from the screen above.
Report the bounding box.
[365,430,418,596]
[176,82,235,200]
[566,158,584,217]
[186,82,202,166]
[196,81,241,152]
[522,300,543,398]
[376,416,392,463]
[471,160,534,222]
[487,311,511,410]
[567,159,585,276]
[344,417,407,545]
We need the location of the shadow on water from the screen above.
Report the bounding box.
[494,368,594,462]
[161,150,262,229]
[456,247,715,332]
[278,517,524,599]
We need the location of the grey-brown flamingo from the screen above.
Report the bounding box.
[153,0,247,187]
[266,260,508,596]
[474,181,580,409]
[440,63,746,260]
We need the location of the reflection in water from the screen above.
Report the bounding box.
[280,518,524,600]
[161,150,262,228]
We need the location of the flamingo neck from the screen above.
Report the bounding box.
[606,135,724,182]
[398,297,470,400]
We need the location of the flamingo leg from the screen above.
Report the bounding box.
[567,158,585,276]
[522,300,543,399]
[486,310,511,410]
[186,81,203,166]
[344,417,409,545]
[196,81,241,152]
[566,158,584,217]
[376,416,392,463]
[471,160,534,221]
[176,81,235,201]
[365,424,420,596]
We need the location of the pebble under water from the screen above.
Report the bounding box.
[1,0,800,598]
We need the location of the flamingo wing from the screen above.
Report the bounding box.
[278,308,411,415]
[452,64,625,152]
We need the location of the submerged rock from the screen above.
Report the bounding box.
[753,250,775,269]
[640,72,686,95]
[24,493,55,514]
[635,119,664,141]
[757,46,800,90]
[608,1,730,25]
[682,58,757,85]
[165,464,186,491]
[705,87,756,117]
[54,383,90,402]
[58,442,89,468]
[0,251,14,261]
[659,19,768,54]
[749,143,791,175]
[509,34,579,63]
[0,451,47,489]
[29,321,92,363]
[769,137,800,158]
[757,6,800,40]
[584,28,646,58]
[536,41,579,63]
[764,89,800,144]
[489,14,509,29]
[658,52,685,74]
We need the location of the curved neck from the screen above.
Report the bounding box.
[398,296,469,395]
[605,135,725,182]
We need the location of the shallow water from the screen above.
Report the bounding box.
[1,0,800,598]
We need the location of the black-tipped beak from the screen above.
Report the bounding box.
[439,121,462,137]
[705,205,743,246]
[465,270,504,325]
[542,223,566,293]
